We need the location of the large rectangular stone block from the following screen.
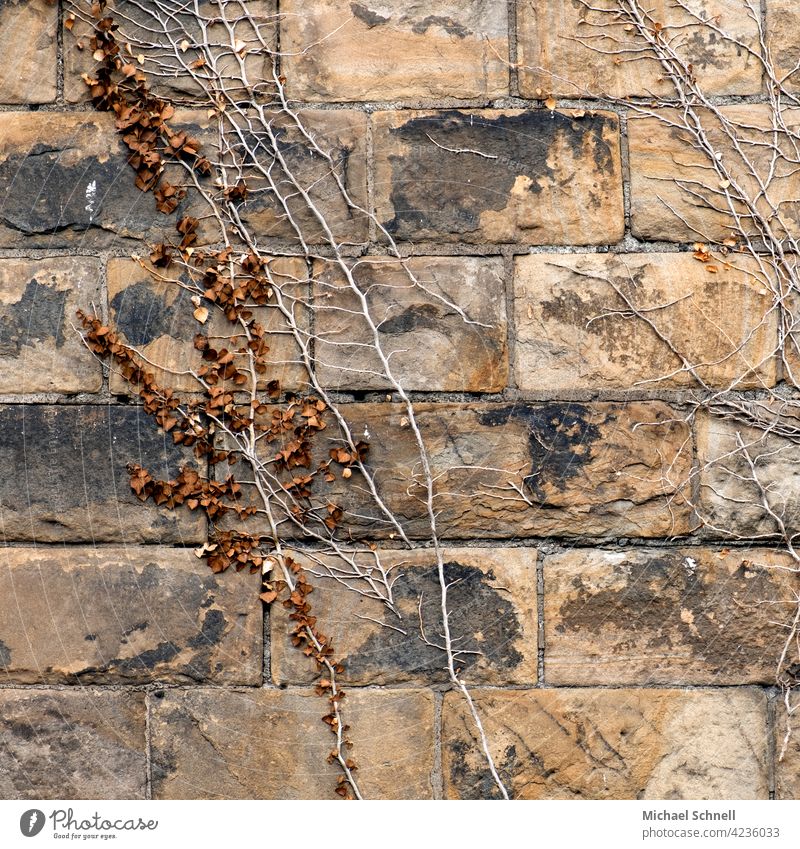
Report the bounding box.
[0,689,146,799]
[0,256,103,394]
[514,252,777,391]
[271,546,537,685]
[544,546,797,685]
[151,688,434,799]
[443,688,768,799]
[313,256,508,392]
[518,0,762,99]
[0,405,205,543]
[0,546,261,684]
[373,109,624,245]
[0,0,57,104]
[281,0,508,101]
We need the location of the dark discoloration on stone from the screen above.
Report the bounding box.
[411,15,470,38]
[110,280,198,347]
[0,278,67,356]
[0,637,10,667]
[0,548,261,684]
[0,689,146,799]
[544,548,798,685]
[350,2,389,26]
[477,403,602,501]
[0,405,205,543]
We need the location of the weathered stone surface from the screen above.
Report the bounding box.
[775,701,800,799]
[0,546,261,684]
[230,400,692,539]
[629,105,800,242]
[544,547,798,685]
[443,688,768,799]
[373,109,624,245]
[0,112,208,248]
[514,252,777,391]
[0,405,205,543]
[697,409,800,539]
[518,0,762,99]
[65,0,277,103]
[281,0,508,101]
[313,256,508,391]
[151,688,434,798]
[767,0,800,93]
[0,688,146,799]
[0,0,56,103]
[272,547,537,685]
[108,257,309,395]
[0,256,103,394]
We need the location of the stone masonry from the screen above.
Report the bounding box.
[0,0,797,800]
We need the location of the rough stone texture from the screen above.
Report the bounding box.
[443,688,768,799]
[775,701,800,800]
[0,688,146,799]
[0,112,209,249]
[151,688,434,799]
[767,0,800,93]
[313,256,508,391]
[108,257,309,395]
[0,546,261,684]
[0,405,205,543]
[373,109,624,245]
[281,0,508,102]
[544,546,798,685]
[514,252,777,391]
[0,0,57,104]
[518,0,762,99]
[629,105,800,242]
[697,409,800,540]
[65,1,277,103]
[272,547,537,685]
[0,256,103,394]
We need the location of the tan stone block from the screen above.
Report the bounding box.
[775,699,800,799]
[0,0,56,104]
[281,0,508,101]
[373,109,624,245]
[518,0,762,99]
[0,546,261,684]
[697,408,800,539]
[313,256,508,391]
[151,688,434,798]
[514,252,777,391]
[0,256,102,393]
[767,0,800,92]
[629,105,800,242]
[0,689,146,799]
[443,688,768,799]
[227,400,692,539]
[108,257,309,396]
[544,547,797,685]
[271,546,537,685]
[64,0,277,103]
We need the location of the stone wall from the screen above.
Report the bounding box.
[0,0,797,800]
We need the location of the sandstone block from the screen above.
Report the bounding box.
[281,0,508,101]
[544,546,798,685]
[108,256,309,395]
[0,689,146,799]
[0,405,205,543]
[0,0,56,103]
[629,105,800,242]
[775,699,800,799]
[514,252,777,391]
[443,688,768,799]
[767,0,800,92]
[313,256,508,391]
[151,688,434,798]
[0,256,103,394]
[0,546,261,684]
[373,109,624,245]
[271,546,537,685]
[518,0,761,99]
